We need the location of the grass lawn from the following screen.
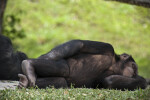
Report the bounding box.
[0,87,150,100]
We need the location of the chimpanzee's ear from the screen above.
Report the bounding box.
[132,63,138,75]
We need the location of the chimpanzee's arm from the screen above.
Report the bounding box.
[38,40,115,60]
[102,75,147,91]
[80,40,115,55]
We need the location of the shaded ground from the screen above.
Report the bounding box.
[0,80,18,90]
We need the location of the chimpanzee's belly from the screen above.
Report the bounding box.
[66,53,113,88]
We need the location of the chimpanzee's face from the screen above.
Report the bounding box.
[120,53,138,77]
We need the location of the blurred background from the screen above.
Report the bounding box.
[2,0,150,78]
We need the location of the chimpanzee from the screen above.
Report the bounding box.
[0,34,27,80]
[17,40,148,90]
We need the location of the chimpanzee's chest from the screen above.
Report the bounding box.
[66,53,113,87]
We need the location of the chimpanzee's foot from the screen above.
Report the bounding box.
[22,60,36,87]
[18,74,28,88]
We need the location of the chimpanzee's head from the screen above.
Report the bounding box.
[120,53,138,77]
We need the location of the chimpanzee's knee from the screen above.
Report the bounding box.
[22,59,32,67]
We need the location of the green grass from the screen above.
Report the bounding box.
[2,0,150,99]
[0,87,150,100]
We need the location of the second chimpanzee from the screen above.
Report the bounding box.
[0,34,27,80]
[18,40,147,90]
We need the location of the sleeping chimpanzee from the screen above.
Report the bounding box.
[0,34,27,80]
[17,40,148,90]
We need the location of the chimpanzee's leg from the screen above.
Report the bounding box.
[18,74,68,88]
[21,59,69,87]
[103,75,147,91]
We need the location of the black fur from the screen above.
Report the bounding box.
[21,40,148,90]
[0,35,27,80]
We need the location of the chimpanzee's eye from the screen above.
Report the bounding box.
[132,63,135,68]
[123,55,126,57]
